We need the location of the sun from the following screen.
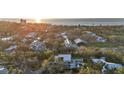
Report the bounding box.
[35,18,41,23]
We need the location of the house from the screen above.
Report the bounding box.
[26,32,37,38]
[61,32,68,39]
[37,37,41,40]
[63,36,77,48]
[55,54,72,62]
[60,32,75,48]
[54,54,84,68]
[102,62,122,73]
[5,45,17,52]
[64,38,72,47]
[20,19,26,24]
[63,35,68,39]
[0,66,8,74]
[61,32,68,36]
[45,29,48,33]
[22,38,27,43]
[91,57,123,73]
[70,58,84,68]
[91,57,106,64]
[83,31,107,42]
[84,31,96,36]
[96,36,106,42]
[104,62,122,70]
[1,36,13,41]
[64,38,78,48]
[74,38,87,46]
[30,40,46,51]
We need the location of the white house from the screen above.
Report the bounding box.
[104,62,122,70]
[96,36,107,42]
[26,32,37,38]
[84,31,96,36]
[64,38,72,47]
[45,29,48,33]
[37,37,41,40]
[55,54,72,62]
[83,31,107,42]
[61,32,68,39]
[63,35,68,39]
[5,45,17,51]
[91,57,123,73]
[91,57,106,64]
[0,66,8,74]
[61,32,67,36]
[22,38,27,43]
[74,38,87,46]
[60,32,75,48]
[102,62,122,73]
[1,36,13,41]
[70,58,84,68]
[30,40,46,51]
[55,54,84,68]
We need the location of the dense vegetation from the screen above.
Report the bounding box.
[0,21,124,74]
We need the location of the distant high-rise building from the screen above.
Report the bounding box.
[20,19,26,24]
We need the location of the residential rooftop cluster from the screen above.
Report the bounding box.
[0,21,124,74]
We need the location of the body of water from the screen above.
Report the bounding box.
[41,18,124,25]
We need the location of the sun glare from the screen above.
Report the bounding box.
[35,18,41,23]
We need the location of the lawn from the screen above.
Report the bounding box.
[89,42,118,48]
